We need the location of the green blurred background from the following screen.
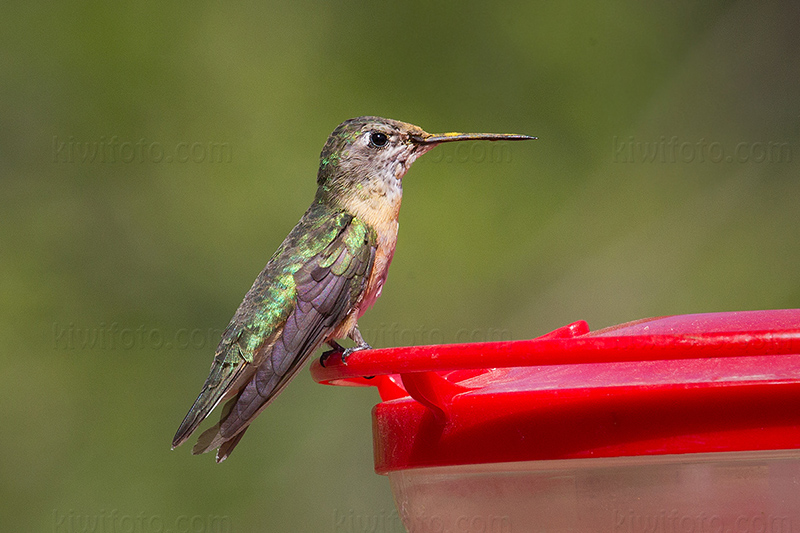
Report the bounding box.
[3,1,799,531]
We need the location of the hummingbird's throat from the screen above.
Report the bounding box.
[395,153,417,180]
[396,142,436,179]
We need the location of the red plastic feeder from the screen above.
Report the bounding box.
[311,310,800,532]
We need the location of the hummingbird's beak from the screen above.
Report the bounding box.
[410,132,537,144]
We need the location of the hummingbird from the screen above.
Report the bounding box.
[172,116,535,461]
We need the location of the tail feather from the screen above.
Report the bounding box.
[191,395,239,455]
[172,360,248,448]
[216,427,249,462]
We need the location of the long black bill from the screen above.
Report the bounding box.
[411,132,536,144]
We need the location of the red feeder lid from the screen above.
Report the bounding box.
[310,310,800,473]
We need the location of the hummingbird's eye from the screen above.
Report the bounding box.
[369,132,389,148]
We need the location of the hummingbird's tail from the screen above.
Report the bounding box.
[189,393,247,461]
[190,393,251,462]
[189,349,310,462]
[172,353,249,449]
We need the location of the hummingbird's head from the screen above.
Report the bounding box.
[317,116,432,189]
[315,116,535,222]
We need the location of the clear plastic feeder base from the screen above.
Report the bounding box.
[389,450,800,533]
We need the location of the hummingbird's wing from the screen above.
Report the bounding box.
[173,205,376,461]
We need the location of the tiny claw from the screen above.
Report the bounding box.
[340,342,372,364]
[319,348,341,368]
[320,340,346,367]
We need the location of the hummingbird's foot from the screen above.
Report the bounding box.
[320,340,345,367]
[341,342,372,364]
